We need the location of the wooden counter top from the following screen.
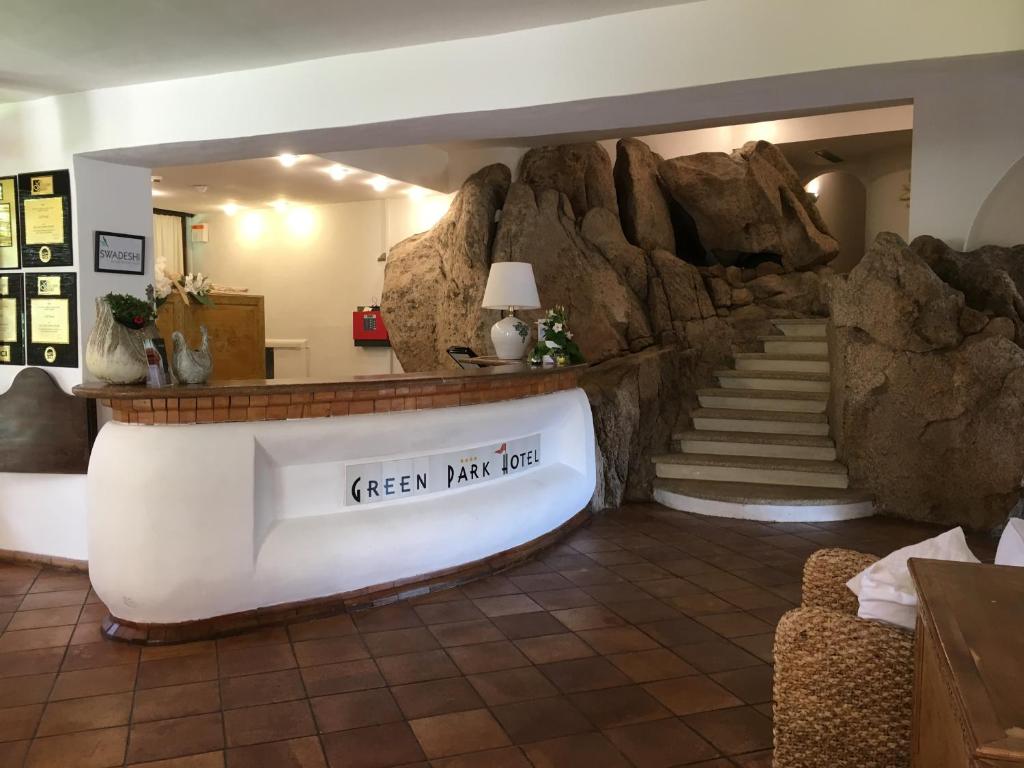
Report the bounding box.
[73,364,583,426]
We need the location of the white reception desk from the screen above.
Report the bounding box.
[74,365,594,643]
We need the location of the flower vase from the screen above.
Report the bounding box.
[85,298,158,384]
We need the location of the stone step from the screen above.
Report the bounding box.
[771,318,828,338]
[697,388,828,414]
[674,429,837,461]
[759,336,829,356]
[653,453,849,489]
[715,369,830,393]
[733,353,830,374]
[692,407,830,436]
[652,478,873,522]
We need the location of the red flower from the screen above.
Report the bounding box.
[133,315,144,326]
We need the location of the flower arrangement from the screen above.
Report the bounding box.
[148,268,215,309]
[104,292,157,330]
[529,306,584,365]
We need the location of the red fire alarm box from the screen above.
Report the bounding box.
[353,309,390,347]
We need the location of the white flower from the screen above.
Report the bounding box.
[545,340,561,349]
[566,330,574,339]
[553,323,563,332]
[153,270,173,299]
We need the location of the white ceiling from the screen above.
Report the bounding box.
[0,0,690,103]
[151,154,438,213]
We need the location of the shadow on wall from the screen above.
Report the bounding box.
[809,171,866,273]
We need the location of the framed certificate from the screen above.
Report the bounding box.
[0,272,25,365]
[95,230,145,275]
[26,272,77,367]
[0,176,19,269]
[18,170,73,268]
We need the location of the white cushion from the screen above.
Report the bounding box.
[847,527,979,630]
[996,519,1024,566]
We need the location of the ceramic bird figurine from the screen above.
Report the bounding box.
[171,326,213,385]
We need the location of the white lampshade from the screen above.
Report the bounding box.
[482,262,541,310]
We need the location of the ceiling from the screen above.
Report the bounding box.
[780,130,913,179]
[152,154,437,213]
[0,0,690,103]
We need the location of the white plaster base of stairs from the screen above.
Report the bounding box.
[653,479,874,523]
[653,317,875,522]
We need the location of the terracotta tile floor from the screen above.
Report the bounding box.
[0,504,996,767]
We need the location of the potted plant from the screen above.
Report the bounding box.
[529,306,584,366]
[85,292,159,384]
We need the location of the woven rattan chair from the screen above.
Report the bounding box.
[773,548,916,768]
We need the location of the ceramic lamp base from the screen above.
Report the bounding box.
[491,314,531,360]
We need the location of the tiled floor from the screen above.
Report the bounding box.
[0,504,996,768]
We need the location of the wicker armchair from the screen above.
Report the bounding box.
[773,549,916,768]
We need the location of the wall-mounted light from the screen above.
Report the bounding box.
[278,154,299,168]
[804,176,822,201]
[328,165,350,181]
[368,176,392,192]
[223,203,239,216]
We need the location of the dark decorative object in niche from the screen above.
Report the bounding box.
[0,367,96,474]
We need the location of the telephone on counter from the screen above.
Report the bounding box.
[446,346,478,369]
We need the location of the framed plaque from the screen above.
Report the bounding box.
[26,272,77,368]
[0,176,19,269]
[0,272,25,365]
[95,230,145,275]
[18,169,73,268]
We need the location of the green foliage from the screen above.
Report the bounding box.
[104,292,156,330]
[529,305,585,365]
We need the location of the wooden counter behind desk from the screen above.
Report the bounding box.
[75,364,581,425]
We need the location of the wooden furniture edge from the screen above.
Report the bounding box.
[100,507,592,645]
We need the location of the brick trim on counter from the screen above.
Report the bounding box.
[100,508,591,645]
[96,370,579,425]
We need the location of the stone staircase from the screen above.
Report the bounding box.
[652,318,874,522]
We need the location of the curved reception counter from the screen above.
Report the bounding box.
[74,365,594,643]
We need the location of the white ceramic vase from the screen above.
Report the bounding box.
[491,314,531,360]
[85,298,158,384]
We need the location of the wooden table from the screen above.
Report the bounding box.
[909,558,1024,766]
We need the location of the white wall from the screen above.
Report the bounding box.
[967,153,1024,249]
[191,194,453,379]
[910,65,1024,248]
[813,172,867,273]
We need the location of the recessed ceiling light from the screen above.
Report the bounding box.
[405,186,427,199]
[271,199,289,212]
[223,203,239,216]
[369,176,392,192]
[151,175,163,184]
[278,154,299,168]
[192,184,208,193]
[328,165,350,181]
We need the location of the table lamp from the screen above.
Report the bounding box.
[481,262,541,359]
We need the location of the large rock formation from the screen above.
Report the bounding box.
[382,164,509,371]
[829,233,1024,530]
[659,140,839,271]
[519,144,619,220]
[383,138,832,510]
[912,235,1024,344]
[491,183,653,363]
[582,345,699,510]
[614,138,676,253]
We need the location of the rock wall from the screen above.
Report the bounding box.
[383,137,834,509]
[829,233,1024,530]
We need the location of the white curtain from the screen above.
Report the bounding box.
[153,214,184,277]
